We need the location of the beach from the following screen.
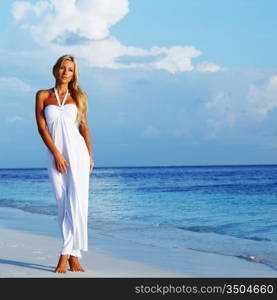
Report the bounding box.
[0,206,185,278]
[0,206,276,278]
[0,227,187,278]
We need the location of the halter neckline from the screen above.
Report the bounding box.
[54,87,69,107]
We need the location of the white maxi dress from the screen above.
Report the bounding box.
[44,88,90,258]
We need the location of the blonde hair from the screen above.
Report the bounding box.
[52,55,88,123]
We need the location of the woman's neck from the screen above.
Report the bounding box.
[55,83,68,93]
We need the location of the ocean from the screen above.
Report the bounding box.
[0,165,277,273]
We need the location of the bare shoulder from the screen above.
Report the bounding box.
[36,89,51,99]
[35,89,52,106]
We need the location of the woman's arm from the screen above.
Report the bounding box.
[35,90,69,173]
[79,112,94,173]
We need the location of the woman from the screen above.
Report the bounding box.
[35,55,94,273]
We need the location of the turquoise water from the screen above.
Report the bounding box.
[0,165,277,271]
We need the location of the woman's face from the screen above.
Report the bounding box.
[56,60,74,84]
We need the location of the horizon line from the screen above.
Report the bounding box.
[1,163,277,169]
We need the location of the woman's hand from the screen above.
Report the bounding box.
[53,152,69,174]
[90,156,94,173]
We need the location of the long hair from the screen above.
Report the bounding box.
[52,55,88,123]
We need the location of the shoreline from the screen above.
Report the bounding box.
[0,227,187,278]
[0,206,188,277]
[0,207,276,278]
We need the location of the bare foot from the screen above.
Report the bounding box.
[68,255,85,272]
[54,255,69,273]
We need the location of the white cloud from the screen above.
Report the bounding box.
[205,91,239,138]
[13,0,129,43]
[196,61,222,72]
[0,77,32,92]
[206,92,224,110]
[12,0,51,22]
[246,75,277,121]
[205,91,233,115]
[150,46,201,73]
[57,36,148,69]
[204,75,277,138]
[12,0,222,73]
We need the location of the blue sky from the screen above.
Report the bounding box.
[1,0,277,168]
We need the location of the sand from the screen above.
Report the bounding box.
[0,207,276,278]
[0,227,188,278]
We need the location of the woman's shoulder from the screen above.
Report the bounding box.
[36,88,52,98]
